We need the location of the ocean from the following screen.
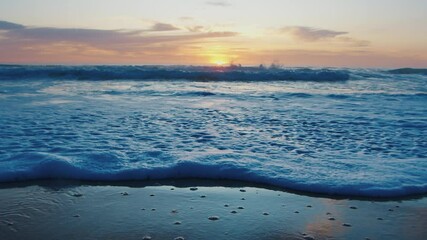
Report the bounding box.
[0,65,426,197]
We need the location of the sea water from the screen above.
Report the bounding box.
[0,65,426,197]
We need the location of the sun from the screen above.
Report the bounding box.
[214,60,227,66]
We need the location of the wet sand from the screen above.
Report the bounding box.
[0,180,426,240]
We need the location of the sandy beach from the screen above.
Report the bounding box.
[1,180,426,240]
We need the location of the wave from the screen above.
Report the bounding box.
[0,65,350,82]
[1,152,426,198]
[388,68,427,75]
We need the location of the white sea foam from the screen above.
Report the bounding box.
[0,66,426,197]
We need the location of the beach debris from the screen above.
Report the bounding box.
[121,192,129,196]
[208,216,220,221]
[239,189,246,192]
[142,236,152,240]
[342,223,352,227]
[190,187,198,191]
[174,221,182,225]
[174,237,185,240]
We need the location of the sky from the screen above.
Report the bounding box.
[0,0,426,67]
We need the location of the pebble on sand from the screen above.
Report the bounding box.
[237,206,245,210]
[350,206,358,209]
[72,193,83,197]
[328,217,336,221]
[263,212,270,216]
[231,210,238,214]
[190,187,198,191]
[224,204,229,207]
[200,195,206,198]
[121,192,129,196]
[239,189,246,192]
[142,236,152,240]
[342,223,352,227]
[73,214,80,218]
[174,237,185,240]
[208,216,220,221]
[174,221,182,225]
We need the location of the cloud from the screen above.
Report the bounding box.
[280,26,347,41]
[187,25,207,33]
[0,20,25,30]
[0,20,239,64]
[149,23,180,31]
[206,1,231,7]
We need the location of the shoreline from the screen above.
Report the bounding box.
[1,178,426,201]
[1,179,426,239]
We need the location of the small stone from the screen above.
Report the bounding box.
[72,193,83,197]
[303,235,315,240]
[328,217,335,221]
[231,210,238,214]
[263,212,269,216]
[142,236,152,240]
[239,189,246,192]
[237,206,244,210]
[141,208,146,211]
[208,216,220,221]
[174,237,185,240]
[171,209,178,214]
[395,205,400,208]
[294,211,299,213]
[350,206,358,209]
[342,223,352,227]
[73,214,80,218]
[200,195,206,198]
[224,204,229,207]
[150,194,155,197]
[121,192,129,196]
[190,187,198,191]
[326,212,332,215]
[241,198,246,200]
[174,221,182,225]
[306,205,312,208]
[388,209,394,212]
[170,188,175,190]
[151,208,156,211]
[377,217,383,220]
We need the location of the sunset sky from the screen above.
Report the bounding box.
[0,0,426,67]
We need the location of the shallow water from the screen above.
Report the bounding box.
[0,66,426,197]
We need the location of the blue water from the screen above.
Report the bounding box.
[0,65,426,197]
